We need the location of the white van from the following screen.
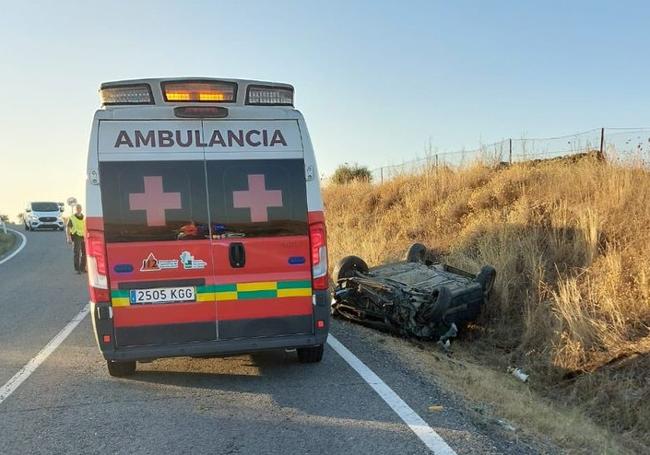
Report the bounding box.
[85,78,329,377]
[23,201,65,231]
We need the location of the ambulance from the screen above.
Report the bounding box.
[85,78,329,377]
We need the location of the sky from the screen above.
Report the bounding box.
[1,0,650,220]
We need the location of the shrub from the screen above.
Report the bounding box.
[330,163,372,184]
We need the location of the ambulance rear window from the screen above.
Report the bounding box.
[99,159,307,242]
[100,161,210,243]
[207,159,307,238]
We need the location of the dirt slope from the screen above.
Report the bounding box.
[324,156,650,453]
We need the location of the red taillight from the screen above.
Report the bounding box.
[90,287,110,303]
[87,233,107,275]
[309,219,329,290]
[310,225,324,265]
[86,230,110,303]
[313,276,328,290]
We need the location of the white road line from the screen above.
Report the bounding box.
[0,228,27,265]
[327,334,457,455]
[0,305,89,405]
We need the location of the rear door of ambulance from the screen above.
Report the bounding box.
[97,121,217,348]
[203,120,314,340]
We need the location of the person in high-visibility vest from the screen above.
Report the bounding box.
[66,204,86,274]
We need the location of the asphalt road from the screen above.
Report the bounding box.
[0,226,543,454]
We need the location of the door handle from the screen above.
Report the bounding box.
[229,242,246,268]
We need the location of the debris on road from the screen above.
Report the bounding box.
[331,243,496,344]
[497,419,517,432]
[507,367,529,383]
[428,405,444,412]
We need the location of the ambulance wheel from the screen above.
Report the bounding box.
[297,344,324,363]
[405,243,427,263]
[333,256,368,282]
[107,360,136,377]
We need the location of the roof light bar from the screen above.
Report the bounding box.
[162,81,237,103]
[246,85,294,106]
[99,83,153,105]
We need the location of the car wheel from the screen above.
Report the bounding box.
[24,223,29,231]
[474,265,497,299]
[106,360,136,377]
[297,344,324,363]
[419,286,452,322]
[333,255,369,282]
[405,243,427,263]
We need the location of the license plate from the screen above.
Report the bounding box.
[129,286,196,304]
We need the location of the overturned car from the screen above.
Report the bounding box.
[331,243,496,343]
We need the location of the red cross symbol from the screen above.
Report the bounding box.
[129,176,182,226]
[233,174,283,222]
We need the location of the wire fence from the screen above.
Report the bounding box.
[370,127,650,182]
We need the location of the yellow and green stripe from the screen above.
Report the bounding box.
[111,279,312,307]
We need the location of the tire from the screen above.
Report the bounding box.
[419,286,452,322]
[24,223,29,231]
[107,360,136,377]
[405,243,427,263]
[297,344,324,363]
[474,265,497,298]
[333,255,368,282]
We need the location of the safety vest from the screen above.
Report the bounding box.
[69,215,85,236]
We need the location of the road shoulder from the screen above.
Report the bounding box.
[0,229,17,259]
[0,225,27,264]
[330,320,562,454]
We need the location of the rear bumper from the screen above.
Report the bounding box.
[102,332,328,362]
[91,290,330,362]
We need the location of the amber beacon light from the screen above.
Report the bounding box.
[162,81,237,103]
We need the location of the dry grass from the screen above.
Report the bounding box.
[0,231,16,257]
[354,324,627,454]
[323,156,650,453]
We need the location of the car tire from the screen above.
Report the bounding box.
[24,223,29,231]
[474,265,497,299]
[405,243,427,263]
[106,360,136,377]
[297,344,324,363]
[333,255,369,282]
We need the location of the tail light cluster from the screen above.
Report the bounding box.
[308,214,329,290]
[86,230,110,303]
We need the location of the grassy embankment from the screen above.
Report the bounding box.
[324,155,649,454]
[0,230,16,257]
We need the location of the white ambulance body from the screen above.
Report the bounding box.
[85,78,329,377]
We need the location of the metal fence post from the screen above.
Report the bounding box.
[599,127,605,160]
[509,138,513,164]
[380,167,384,184]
